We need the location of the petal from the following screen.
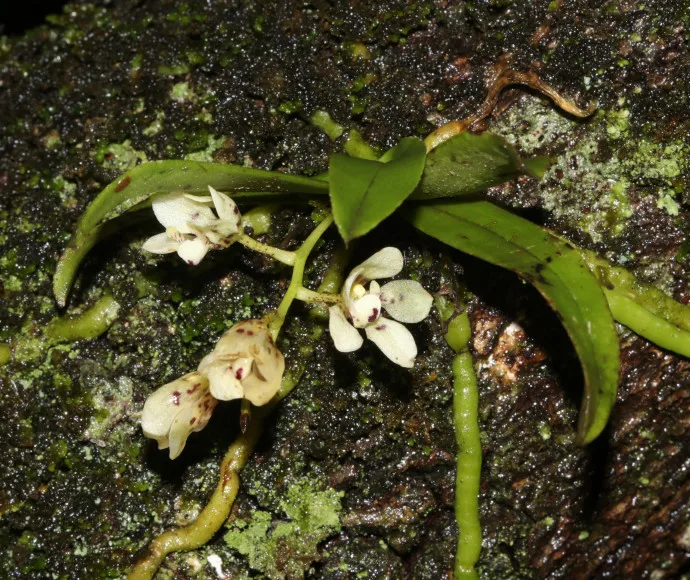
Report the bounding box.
[211,320,271,358]
[152,192,214,229]
[241,356,284,406]
[204,358,245,401]
[341,267,360,310]
[364,319,417,368]
[209,186,241,225]
[142,232,180,254]
[167,390,217,459]
[251,340,285,403]
[177,237,210,265]
[369,280,381,295]
[350,293,382,328]
[380,280,434,323]
[141,372,212,454]
[352,247,404,281]
[200,320,285,406]
[328,305,364,352]
[184,194,213,202]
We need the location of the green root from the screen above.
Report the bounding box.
[128,413,265,580]
[445,312,482,580]
[46,294,120,342]
[129,217,341,579]
[309,110,345,141]
[5,294,120,365]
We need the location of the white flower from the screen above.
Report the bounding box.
[198,319,284,406]
[142,185,241,265]
[328,247,433,368]
[141,319,284,459]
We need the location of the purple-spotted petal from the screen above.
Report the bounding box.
[177,237,210,265]
[208,186,241,226]
[140,371,215,459]
[204,358,245,401]
[364,318,417,368]
[349,293,382,328]
[199,319,285,406]
[380,280,433,323]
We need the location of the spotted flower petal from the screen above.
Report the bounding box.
[350,293,382,328]
[141,371,217,459]
[141,319,285,459]
[202,358,245,401]
[200,319,284,406]
[209,186,241,223]
[364,319,417,368]
[143,187,242,264]
[379,280,433,323]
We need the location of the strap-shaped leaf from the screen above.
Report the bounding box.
[411,132,547,199]
[405,200,620,444]
[581,250,690,358]
[54,160,328,306]
[329,137,426,244]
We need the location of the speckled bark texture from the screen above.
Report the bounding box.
[0,1,688,578]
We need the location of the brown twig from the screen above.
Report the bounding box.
[424,68,596,151]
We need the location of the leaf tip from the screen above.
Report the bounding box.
[522,155,554,180]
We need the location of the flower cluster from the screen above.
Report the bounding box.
[141,319,284,459]
[142,185,241,265]
[328,247,433,368]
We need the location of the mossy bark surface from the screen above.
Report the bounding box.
[0,1,688,578]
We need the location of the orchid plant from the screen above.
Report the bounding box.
[39,72,690,580]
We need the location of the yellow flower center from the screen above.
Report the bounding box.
[351,283,367,299]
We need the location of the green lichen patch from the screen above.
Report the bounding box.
[94,140,149,173]
[224,478,343,578]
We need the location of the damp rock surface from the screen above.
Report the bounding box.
[0,1,688,578]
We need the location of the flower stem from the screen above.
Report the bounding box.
[294,287,341,305]
[235,233,296,266]
[268,213,334,341]
[445,312,482,580]
[128,346,321,580]
[128,213,339,580]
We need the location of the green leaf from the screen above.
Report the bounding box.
[522,155,553,179]
[329,137,426,244]
[54,160,328,306]
[411,133,541,200]
[581,249,690,358]
[405,200,620,444]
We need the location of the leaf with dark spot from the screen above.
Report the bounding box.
[53,160,328,306]
[405,200,620,444]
